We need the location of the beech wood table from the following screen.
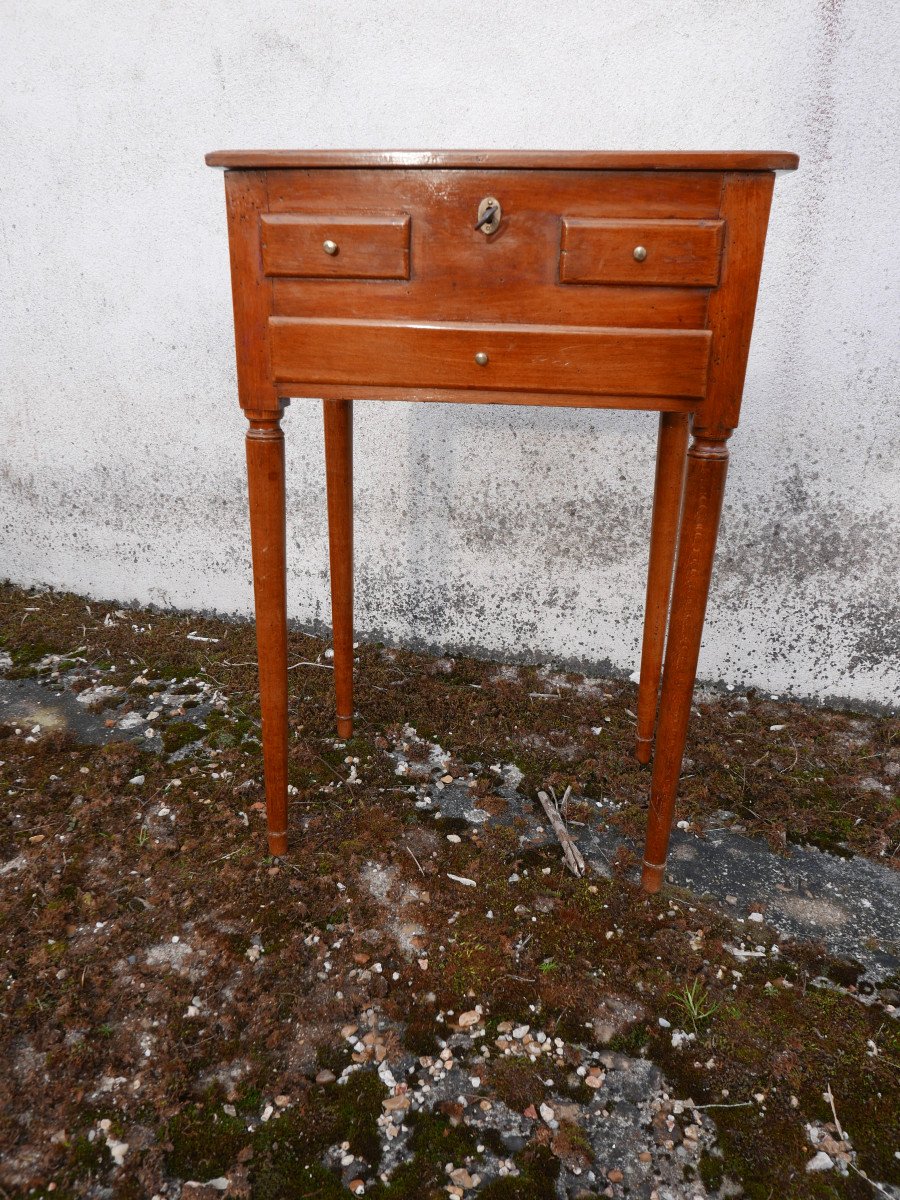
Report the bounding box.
[206,149,798,892]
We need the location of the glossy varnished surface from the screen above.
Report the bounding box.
[207,148,799,172]
[210,148,797,891]
[269,318,712,399]
[266,170,721,331]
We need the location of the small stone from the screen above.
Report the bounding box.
[316,1070,335,1084]
[457,1010,480,1027]
[447,834,462,843]
[341,1024,358,1039]
[658,1017,671,1029]
[449,1167,475,1188]
[512,1024,530,1039]
[539,1102,555,1123]
[348,1180,365,1195]
[748,911,764,923]
[607,1168,624,1182]
[638,1151,652,1163]
[806,1151,834,1172]
[29,834,45,844]
[129,774,145,786]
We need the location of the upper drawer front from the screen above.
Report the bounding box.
[264,169,723,328]
[260,213,410,279]
[269,318,711,400]
[560,218,723,286]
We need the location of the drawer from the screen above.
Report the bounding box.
[265,170,722,329]
[560,219,723,286]
[269,317,711,400]
[260,213,410,279]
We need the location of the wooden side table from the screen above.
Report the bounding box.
[206,149,798,892]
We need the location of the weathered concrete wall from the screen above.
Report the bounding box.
[1,1,898,706]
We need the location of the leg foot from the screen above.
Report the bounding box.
[641,859,665,893]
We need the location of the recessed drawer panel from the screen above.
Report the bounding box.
[260,213,410,279]
[560,219,723,286]
[269,317,711,399]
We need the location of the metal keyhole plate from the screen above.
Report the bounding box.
[476,195,502,235]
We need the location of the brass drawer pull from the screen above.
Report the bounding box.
[633,245,648,261]
[323,239,339,255]
[474,351,489,366]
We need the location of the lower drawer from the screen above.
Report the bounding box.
[269,318,710,400]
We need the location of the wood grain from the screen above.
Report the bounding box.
[269,317,712,400]
[207,149,799,172]
[277,385,697,412]
[265,171,722,330]
[696,172,775,437]
[642,436,730,892]
[261,213,410,279]
[223,171,279,415]
[635,412,690,764]
[323,399,354,739]
[560,219,723,287]
[245,416,289,856]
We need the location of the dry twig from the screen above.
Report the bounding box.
[537,789,585,877]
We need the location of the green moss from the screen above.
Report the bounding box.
[6,639,57,678]
[161,721,204,754]
[699,1150,724,1190]
[407,1110,480,1163]
[250,1071,386,1197]
[67,1133,112,1176]
[401,1014,440,1057]
[487,1056,546,1112]
[606,1023,650,1056]
[365,1112,482,1200]
[479,1142,560,1199]
[164,1104,249,1180]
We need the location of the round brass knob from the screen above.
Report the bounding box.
[474,351,489,366]
[633,245,647,262]
[323,239,339,256]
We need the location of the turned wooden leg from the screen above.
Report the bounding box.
[323,399,354,739]
[246,414,289,857]
[641,434,730,893]
[635,412,690,764]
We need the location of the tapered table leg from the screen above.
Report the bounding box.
[635,412,689,763]
[641,434,730,893]
[323,399,354,739]
[246,415,289,856]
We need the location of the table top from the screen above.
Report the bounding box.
[205,149,799,172]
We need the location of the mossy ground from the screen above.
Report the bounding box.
[0,582,897,1198]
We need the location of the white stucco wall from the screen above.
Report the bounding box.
[1,1,898,706]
